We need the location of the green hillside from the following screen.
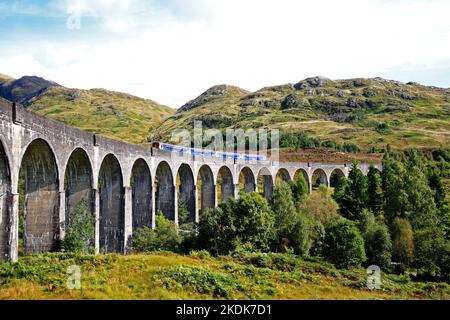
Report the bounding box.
[153,77,450,151]
[28,86,175,144]
[0,74,175,144]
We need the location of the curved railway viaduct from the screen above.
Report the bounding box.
[0,100,381,261]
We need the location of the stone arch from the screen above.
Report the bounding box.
[177,164,195,224]
[197,165,215,215]
[98,154,124,253]
[0,139,11,260]
[155,161,175,221]
[217,166,234,203]
[239,167,256,193]
[330,168,345,188]
[294,168,310,192]
[312,168,328,189]
[19,138,59,254]
[64,148,94,248]
[276,168,291,184]
[257,167,273,203]
[131,159,152,230]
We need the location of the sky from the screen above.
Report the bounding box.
[0,0,449,108]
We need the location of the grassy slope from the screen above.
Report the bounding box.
[28,86,175,144]
[155,78,450,151]
[0,252,448,300]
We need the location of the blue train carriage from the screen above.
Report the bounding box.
[151,142,266,161]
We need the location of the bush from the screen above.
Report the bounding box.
[129,212,182,253]
[413,228,450,280]
[289,174,308,204]
[358,210,392,269]
[61,199,95,253]
[197,193,275,255]
[300,185,340,226]
[391,218,414,267]
[189,250,211,259]
[323,219,367,268]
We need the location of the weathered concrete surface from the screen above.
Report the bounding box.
[21,139,60,254]
[64,148,93,236]
[0,142,11,260]
[0,99,382,261]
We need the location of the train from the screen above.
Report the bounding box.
[151,142,266,161]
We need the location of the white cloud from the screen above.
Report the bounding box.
[0,0,449,107]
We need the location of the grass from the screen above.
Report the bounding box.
[0,252,448,300]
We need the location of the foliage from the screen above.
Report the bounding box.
[358,210,392,269]
[289,174,309,204]
[129,212,182,253]
[413,228,450,280]
[367,166,383,216]
[272,182,299,247]
[177,198,190,225]
[323,219,367,268]
[197,193,275,255]
[333,162,368,221]
[300,185,340,226]
[0,252,449,299]
[391,218,415,267]
[157,266,244,298]
[61,199,95,253]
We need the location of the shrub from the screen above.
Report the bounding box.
[300,185,340,226]
[61,199,95,253]
[129,212,182,253]
[289,174,308,204]
[157,266,240,298]
[323,219,367,268]
[413,228,450,280]
[358,210,392,269]
[189,250,211,259]
[197,193,275,255]
[391,218,414,267]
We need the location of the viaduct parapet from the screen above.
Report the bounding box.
[0,99,381,261]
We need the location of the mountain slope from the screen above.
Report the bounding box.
[0,74,175,144]
[154,77,450,150]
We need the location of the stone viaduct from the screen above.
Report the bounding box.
[0,99,381,261]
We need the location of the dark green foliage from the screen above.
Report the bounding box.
[272,181,314,256]
[382,151,439,230]
[129,212,182,253]
[61,199,95,253]
[289,174,309,204]
[333,162,368,221]
[272,181,298,245]
[323,219,367,268]
[359,210,392,269]
[157,266,241,298]
[177,198,190,225]
[391,218,414,268]
[413,228,450,280]
[279,132,360,153]
[367,166,383,215]
[197,193,275,255]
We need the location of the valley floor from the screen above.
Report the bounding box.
[0,252,448,300]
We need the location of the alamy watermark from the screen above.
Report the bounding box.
[67,265,81,290]
[166,121,280,168]
[366,265,382,290]
[66,5,81,30]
